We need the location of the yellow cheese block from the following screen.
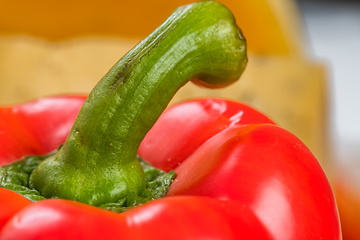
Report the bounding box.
[0,36,138,104]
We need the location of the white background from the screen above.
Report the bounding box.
[298,0,360,164]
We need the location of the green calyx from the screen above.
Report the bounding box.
[12,1,246,207]
[0,152,176,212]
[0,154,48,202]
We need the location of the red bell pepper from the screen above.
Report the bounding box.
[0,97,341,239]
[0,96,87,166]
[0,1,341,239]
[140,98,342,239]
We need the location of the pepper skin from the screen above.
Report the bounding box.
[0,96,86,166]
[0,197,273,240]
[0,97,341,240]
[140,98,342,240]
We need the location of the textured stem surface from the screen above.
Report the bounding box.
[30,1,247,206]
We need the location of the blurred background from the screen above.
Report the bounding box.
[0,0,359,238]
[297,0,360,185]
[297,1,360,238]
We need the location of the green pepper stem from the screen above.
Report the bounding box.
[29,1,247,206]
